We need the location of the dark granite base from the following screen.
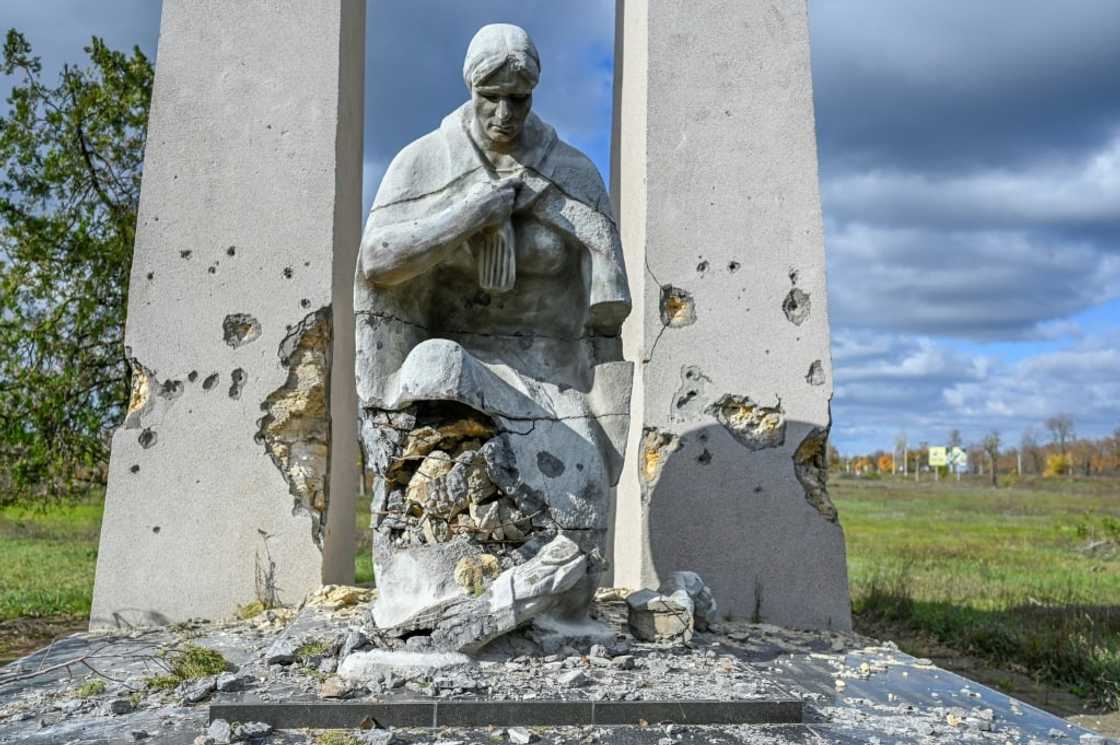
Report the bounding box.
[208,699,804,729]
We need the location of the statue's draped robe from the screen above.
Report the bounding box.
[355,104,633,627]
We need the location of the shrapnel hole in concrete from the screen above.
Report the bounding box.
[782,288,811,326]
[639,427,680,496]
[371,401,552,572]
[805,360,825,386]
[228,368,247,399]
[707,394,786,451]
[202,372,219,391]
[793,426,837,522]
[138,428,157,449]
[158,379,184,400]
[659,285,696,327]
[222,313,262,348]
[256,308,332,544]
[123,357,153,428]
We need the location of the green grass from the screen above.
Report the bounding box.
[144,643,229,690]
[5,476,1119,706]
[0,499,102,619]
[834,475,1120,707]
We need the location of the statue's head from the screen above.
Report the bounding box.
[463,24,539,147]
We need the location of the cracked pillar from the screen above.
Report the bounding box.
[90,0,365,628]
[611,0,851,629]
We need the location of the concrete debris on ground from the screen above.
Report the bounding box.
[0,585,1114,744]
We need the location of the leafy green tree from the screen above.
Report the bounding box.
[0,30,152,505]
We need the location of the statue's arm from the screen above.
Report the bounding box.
[361,179,517,286]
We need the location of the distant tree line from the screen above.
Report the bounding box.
[841,414,1120,487]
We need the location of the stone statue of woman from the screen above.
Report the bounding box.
[354,24,633,652]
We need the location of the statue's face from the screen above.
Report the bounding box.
[471,65,533,146]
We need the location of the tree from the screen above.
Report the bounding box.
[982,431,1001,487]
[894,432,907,475]
[1021,427,1043,474]
[1045,414,1074,454]
[948,429,962,450]
[0,30,152,506]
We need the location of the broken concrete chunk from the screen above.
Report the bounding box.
[626,588,693,643]
[659,570,719,631]
[265,637,297,665]
[380,535,588,653]
[627,571,719,642]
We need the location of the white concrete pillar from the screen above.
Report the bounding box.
[91,0,365,628]
[611,0,851,630]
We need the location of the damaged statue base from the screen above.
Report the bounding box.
[3,589,1110,744]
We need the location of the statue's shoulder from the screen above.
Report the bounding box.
[374,108,470,209]
[544,138,612,216]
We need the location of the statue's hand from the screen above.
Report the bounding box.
[463,176,519,231]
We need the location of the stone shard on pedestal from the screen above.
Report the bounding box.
[612,0,851,630]
[90,0,364,628]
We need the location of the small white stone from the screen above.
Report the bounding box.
[508,726,535,744]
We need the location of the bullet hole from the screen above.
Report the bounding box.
[208,265,217,274]
[659,285,696,327]
[188,370,199,383]
[228,368,247,399]
[698,449,712,465]
[146,272,155,281]
[158,379,184,400]
[728,261,741,273]
[789,268,799,285]
[227,245,236,256]
[782,288,811,326]
[223,313,262,348]
[130,464,140,474]
[696,259,709,274]
[300,298,311,308]
[282,267,293,279]
[152,526,161,534]
[138,429,157,449]
[576,463,584,471]
[202,372,220,391]
[754,485,764,493]
[537,451,566,478]
[180,250,192,259]
[671,365,711,423]
[699,433,709,443]
[806,360,825,386]
[303,261,310,267]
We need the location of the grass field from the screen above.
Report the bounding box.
[3,476,1119,711]
[834,475,1120,709]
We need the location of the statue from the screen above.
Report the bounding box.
[355,24,633,652]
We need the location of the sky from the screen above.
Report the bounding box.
[2,1,1118,455]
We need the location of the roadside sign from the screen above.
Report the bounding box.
[949,447,967,472]
[928,446,948,467]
